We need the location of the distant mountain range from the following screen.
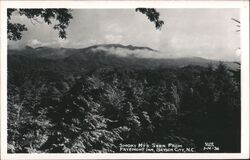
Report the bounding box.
[8,44,239,71]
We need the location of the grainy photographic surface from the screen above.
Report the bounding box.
[7,8,241,153]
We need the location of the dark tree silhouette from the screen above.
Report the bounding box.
[136,8,164,29]
[7,8,164,41]
[231,17,240,32]
[7,9,73,40]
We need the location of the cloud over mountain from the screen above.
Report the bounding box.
[88,44,158,59]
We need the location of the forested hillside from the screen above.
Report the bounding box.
[7,45,240,153]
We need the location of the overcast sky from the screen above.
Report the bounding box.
[8,9,240,61]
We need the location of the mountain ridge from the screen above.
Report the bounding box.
[8,43,239,70]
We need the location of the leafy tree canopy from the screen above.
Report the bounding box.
[7,9,73,40]
[136,8,164,29]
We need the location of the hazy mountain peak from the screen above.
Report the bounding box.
[83,43,159,59]
[25,45,34,50]
[84,43,158,52]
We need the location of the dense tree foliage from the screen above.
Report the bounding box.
[7,50,240,152]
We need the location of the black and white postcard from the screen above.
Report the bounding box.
[0,0,249,159]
